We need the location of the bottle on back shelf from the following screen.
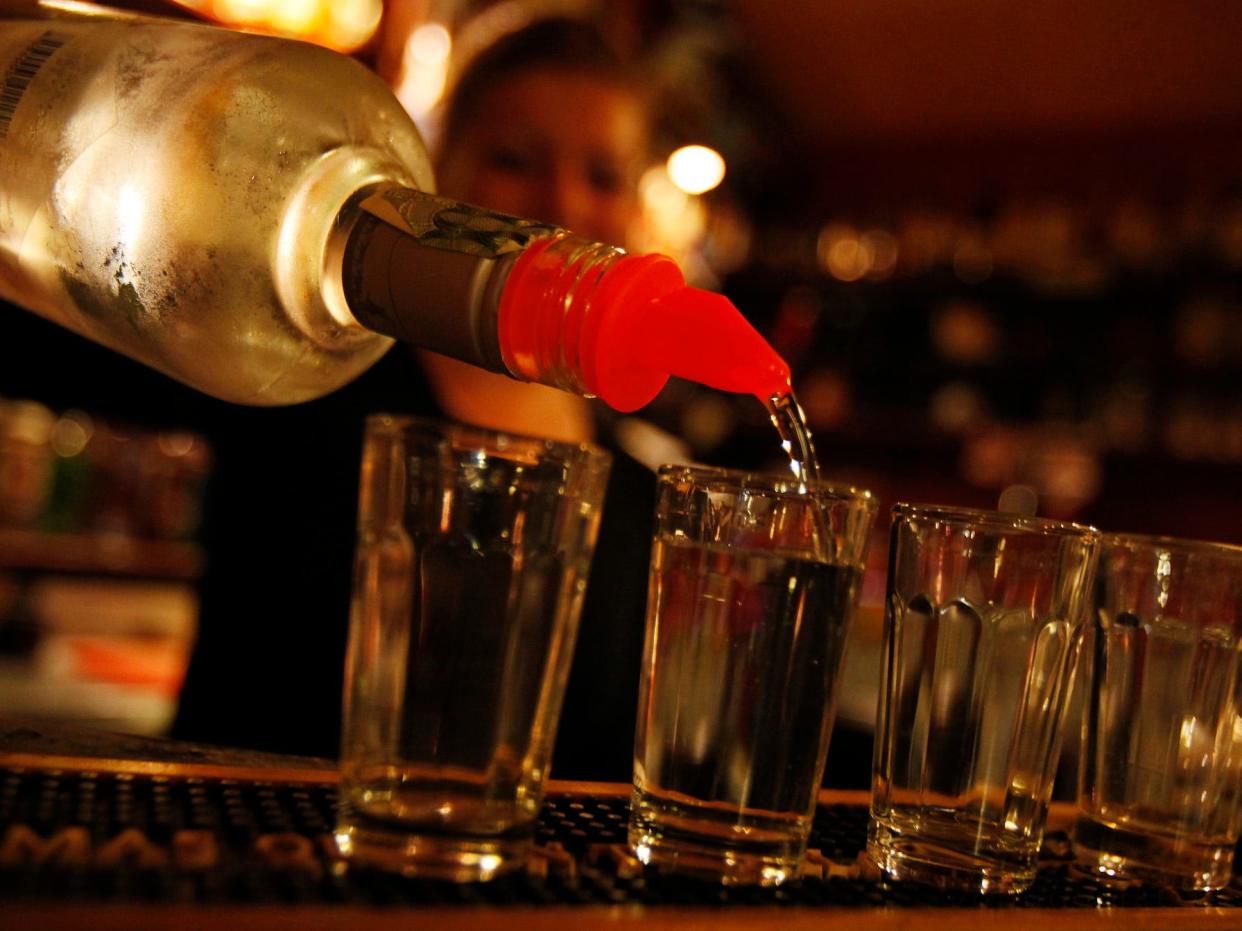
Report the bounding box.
[0,16,788,411]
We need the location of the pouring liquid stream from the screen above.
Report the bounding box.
[766,392,821,487]
[608,278,832,556]
[764,391,831,561]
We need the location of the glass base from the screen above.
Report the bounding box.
[628,811,805,886]
[1071,814,1235,892]
[334,817,531,882]
[866,819,1034,895]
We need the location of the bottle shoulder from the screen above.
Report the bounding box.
[6,19,429,172]
[0,18,430,405]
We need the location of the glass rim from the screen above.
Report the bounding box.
[1101,531,1242,559]
[656,463,876,504]
[365,413,610,463]
[892,502,1098,538]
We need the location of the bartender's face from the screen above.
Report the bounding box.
[436,66,647,247]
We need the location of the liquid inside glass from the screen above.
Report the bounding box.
[338,536,579,876]
[1073,610,1242,891]
[630,535,860,884]
[869,592,1081,893]
[337,426,607,881]
[628,390,864,884]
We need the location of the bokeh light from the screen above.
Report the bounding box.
[666,145,727,196]
[182,0,381,52]
[395,23,453,120]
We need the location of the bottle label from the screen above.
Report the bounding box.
[340,187,562,372]
[347,187,566,374]
[357,187,557,258]
[0,30,70,140]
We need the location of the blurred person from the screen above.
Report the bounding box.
[419,17,658,781]
[0,12,659,778]
[418,14,648,444]
[170,15,658,775]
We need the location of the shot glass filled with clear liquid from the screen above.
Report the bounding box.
[336,416,610,880]
[868,504,1099,894]
[629,465,876,885]
[1073,533,1242,891]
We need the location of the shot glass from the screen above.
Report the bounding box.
[1073,533,1242,891]
[868,504,1099,894]
[335,415,611,880]
[629,465,877,885]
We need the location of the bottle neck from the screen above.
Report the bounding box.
[335,184,792,412]
[496,234,625,396]
[336,184,561,375]
[498,241,793,411]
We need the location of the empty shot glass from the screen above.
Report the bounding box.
[629,465,877,885]
[335,416,611,880]
[868,504,1100,894]
[1073,533,1242,891]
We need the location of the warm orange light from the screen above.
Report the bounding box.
[817,224,873,281]
[666,145,726,196]
[213,0,267,21]
[861,229,899,279]
[325,0,382,51]
[395,23,452,119]
[635,164,707,262]
[408,22,452,66]
[192,0,379,52]
[268,0,320,34]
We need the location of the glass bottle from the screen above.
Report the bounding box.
[0,17,788,410]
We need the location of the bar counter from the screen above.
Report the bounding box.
[1,718,1239,930]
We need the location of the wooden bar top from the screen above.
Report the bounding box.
[5,902,1240,931]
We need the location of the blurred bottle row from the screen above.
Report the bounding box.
[742,190,1242,288]
[0,397,211,541]
[633,188,1242,532]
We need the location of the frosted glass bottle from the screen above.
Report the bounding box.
[0,16,790,410]
[0,16,442,404]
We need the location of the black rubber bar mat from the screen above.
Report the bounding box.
[1,767,1237,910]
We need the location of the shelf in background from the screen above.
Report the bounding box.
[0,527,203,580]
